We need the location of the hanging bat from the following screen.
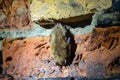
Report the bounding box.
[50,23,71,66]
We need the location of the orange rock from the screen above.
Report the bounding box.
[2,26,120,79]
[0,0,33,29]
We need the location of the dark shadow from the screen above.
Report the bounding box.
[0,38,3,40]
[65,27,77,66]
[107,57,120,70]
[40,25,54,29]
[34,21,55,29]
[35,14,93,29]
[0,50,3,74]
[61,19,92,28]
[71,77,74,80]
[96,23,120,28]
[112,0,120,11]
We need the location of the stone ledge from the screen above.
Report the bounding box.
[30,0,112,21]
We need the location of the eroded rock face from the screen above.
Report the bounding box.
[0,0,114,28]
[0,0,33,29]
[2,26,120,79]
[92,9,120,27]
[30,0,112,21]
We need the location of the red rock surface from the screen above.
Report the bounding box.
[0,0,33,29]
[2,26,120,79]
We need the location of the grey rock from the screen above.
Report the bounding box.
[92,9,120,27]
[112,0,120,11]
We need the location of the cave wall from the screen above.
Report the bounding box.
[0,0,120,80]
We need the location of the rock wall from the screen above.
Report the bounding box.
[0,0,33,29]
[0,0,112,29]
[1,26,120,79]
[30,0,112,21]
[0,0,120,80]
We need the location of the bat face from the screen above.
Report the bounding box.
[50,23,71,66]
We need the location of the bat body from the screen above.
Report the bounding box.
[50,23,71,66]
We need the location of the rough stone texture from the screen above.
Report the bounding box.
[0,50,2,74]
[2,26,120,79]
[0,0,120,80]
[37,13,94,26]
[112,0,120,11]
[30,0,112,21]
[0,0,33,29]
[0,73,14,80]
[0,23,95,38]
[0,8,120,38]
[0,23,52,38]
[92,9,120,27]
